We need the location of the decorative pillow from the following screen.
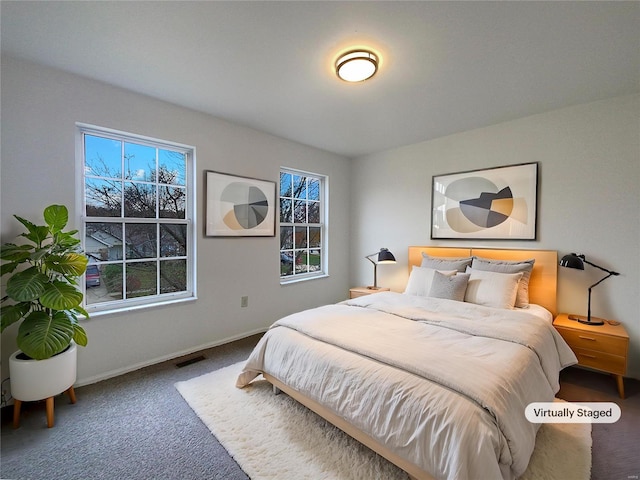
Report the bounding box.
[429,271,470,302]
[471,257,535,308]
[404,266,456,297]
[464,268,523,309]
[420,253,473,273]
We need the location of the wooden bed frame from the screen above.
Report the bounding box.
[265,247,559,480]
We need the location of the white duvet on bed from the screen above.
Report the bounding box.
[237,292,577,480]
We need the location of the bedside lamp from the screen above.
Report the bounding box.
[365,248,396,290]
[559,253,620,326]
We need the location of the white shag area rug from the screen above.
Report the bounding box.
[176,362,591,480]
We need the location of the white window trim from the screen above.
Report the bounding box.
[75,123,197,314]
[279,167,328,284]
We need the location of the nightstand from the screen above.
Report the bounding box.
[553,313,629,398]
[349,287,390,299]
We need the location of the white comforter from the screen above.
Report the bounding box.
[237,292,577,480]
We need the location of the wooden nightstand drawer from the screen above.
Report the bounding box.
[572,347,626,375]
[555,327,627,356]
[350,290,371,298]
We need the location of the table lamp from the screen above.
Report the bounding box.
[365,248,396,290]
[559,253,619,326]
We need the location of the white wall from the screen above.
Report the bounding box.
[1,56,352,385]
[350,95,640,379]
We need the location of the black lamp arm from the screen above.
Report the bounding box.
[365,254,377,265]
[581,256,620,277]
[586,266,619,324]
[365,253,378,288]
[588,271,617,291]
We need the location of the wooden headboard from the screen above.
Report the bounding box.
[408,246,558,316]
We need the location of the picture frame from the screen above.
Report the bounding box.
[205,170,276,237]
[431,162,538,240]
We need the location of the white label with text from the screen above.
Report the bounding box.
[525,402,621,423]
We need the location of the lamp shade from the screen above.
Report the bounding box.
[559,253,585,270]
[377,248,396,264]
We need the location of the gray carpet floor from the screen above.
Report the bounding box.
[1,333,639,480]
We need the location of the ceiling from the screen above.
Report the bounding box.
[2,1,638,158]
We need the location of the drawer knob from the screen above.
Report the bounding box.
[578,335,596,341]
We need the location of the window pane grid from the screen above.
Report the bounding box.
[81,126,194,311]
[279,169,325,281]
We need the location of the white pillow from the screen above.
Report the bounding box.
[404,266,456,297]
[470,257,535,308]
[463,268,523,309]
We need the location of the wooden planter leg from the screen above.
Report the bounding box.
[66,386,77,404]
[12,389,76,429]
[45,397,54,428]
[12,400,22,429]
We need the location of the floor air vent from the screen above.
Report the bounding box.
[175,355,206,368]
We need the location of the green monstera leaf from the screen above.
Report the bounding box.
[52,231,81,252]
[0,243,32,264]
[39,281,83,310]
[14,215,50,246]
[73,323,88,348]
[45,253,88,277]
[6,267,49,302]
[0,303,31,332]
[17,310,75,360]
[43,204,69,233]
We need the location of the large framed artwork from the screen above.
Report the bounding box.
[431,162,538,240]
[205,171,276,237]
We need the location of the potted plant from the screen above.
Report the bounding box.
[1,204,88,426]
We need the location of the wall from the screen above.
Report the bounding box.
[350,95,640,379]
[0,56,352,386]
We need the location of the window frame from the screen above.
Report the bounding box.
[76,123,197,315]
[279,167,328,284]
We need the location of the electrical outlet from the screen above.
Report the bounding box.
[241,296,249,308]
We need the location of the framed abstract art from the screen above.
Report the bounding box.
[431,162,538,240]
[205,171,276,237]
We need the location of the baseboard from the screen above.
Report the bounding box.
[75,327,267,388]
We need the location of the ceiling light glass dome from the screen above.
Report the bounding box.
[335,50,378,82]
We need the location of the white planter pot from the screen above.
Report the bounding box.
[9,342,77,401]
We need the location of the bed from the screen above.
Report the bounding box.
[236,247,577,480]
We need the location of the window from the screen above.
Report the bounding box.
[77,124,196,313]
[279,168,326,282]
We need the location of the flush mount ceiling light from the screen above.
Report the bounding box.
[335,50,378,82]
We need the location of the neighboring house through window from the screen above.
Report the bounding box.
[77,124,196,313]
[279,168,327,282]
